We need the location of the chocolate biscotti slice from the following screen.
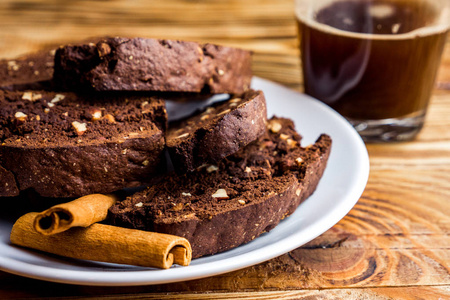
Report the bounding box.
[108,117,332,258]
[0,49,54,91]
[167,89,267,173]
[0,90,167,198]
[54,37,252,93]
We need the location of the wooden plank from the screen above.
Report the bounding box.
[0,0,447,92]
[60,287,450,300]
[0,0,296,57]
[70,287,450,300]
[0,272,449,300]
[0,0,449,298]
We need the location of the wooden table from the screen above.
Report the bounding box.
[0,0,449,299]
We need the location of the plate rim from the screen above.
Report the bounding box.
[0,77,370,286]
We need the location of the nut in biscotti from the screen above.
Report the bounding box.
[14,112,27,122]
[50,94,65,103]
[90,109,102,121]
[103,114,116,124]
[268,120,282,133]
[97,42,112,57]
[22,92,42,102]
[211,189,229,200]
[71,121,87,136]
[206,165,219,173]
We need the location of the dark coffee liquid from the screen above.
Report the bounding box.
[297,0,448,120]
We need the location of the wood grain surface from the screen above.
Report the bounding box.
[0,0,449,299]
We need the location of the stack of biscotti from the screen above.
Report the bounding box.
[0,37,331,258]
[109,118,331,258]
[0,37,257,198]
[0,90,167,198]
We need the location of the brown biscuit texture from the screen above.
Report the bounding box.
[167,89,267,172]
[54,37,252,94]
[0,90,167,198]
[108,117,332,258]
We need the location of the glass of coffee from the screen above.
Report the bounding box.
[295,0,450,142]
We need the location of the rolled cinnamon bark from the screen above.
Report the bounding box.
[33,194,117,235]
[11,213,192,269]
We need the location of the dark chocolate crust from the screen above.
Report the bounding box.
[0,165,19,196]
[0,37,109,92]
[108,117,332,258]
[53,37,252,93]
[0,90,167,198]
[167,89,267,172]
[0,49,54,91]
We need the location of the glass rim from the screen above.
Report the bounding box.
[295,0,450,40]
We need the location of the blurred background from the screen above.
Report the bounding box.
[0,0,302,89]
[1,0,448,90]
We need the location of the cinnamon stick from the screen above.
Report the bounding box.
[11,212,192,269]
[33,194,117,235]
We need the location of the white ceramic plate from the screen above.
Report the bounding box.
[0,77,369,286]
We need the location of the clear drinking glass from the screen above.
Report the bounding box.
[295,0,450,142]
